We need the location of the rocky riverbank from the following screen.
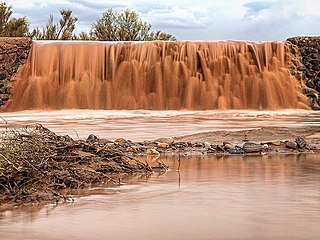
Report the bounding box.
[287,37,320,109]
[0,37,31,108]
[87,126,320,156]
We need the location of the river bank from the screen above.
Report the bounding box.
[0,124,319,209]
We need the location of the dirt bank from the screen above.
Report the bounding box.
[0,124,167,210]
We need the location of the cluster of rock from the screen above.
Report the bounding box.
[0,37,31,108]
[86,135,316,156]
[287,37,320,109]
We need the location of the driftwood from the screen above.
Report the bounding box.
[0,124,167,206]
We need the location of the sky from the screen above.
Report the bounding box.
[4,0,320,41]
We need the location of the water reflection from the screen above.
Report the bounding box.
[0,154,319,240]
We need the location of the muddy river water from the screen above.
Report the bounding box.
[0,154,320,240]
[0,110,320,239]
[1,110,320,140]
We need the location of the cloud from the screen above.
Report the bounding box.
[145,7,213,29]
[244,1,274,18]
[66,0,125,10]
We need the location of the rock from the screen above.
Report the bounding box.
[310,59,320,65]
[272,140,281,146]
[106,142,116,148]
[297,65,306,71]
[306,70,316,78]
[86,134,98,143]
[154,137,174,145]
[285,141,297,149]
[115,138,127,143]
[0,94,9,101]
[262,144,269,151]
[0,72,6,80]
[243,142,262,153]
[192,142,204,148]
[227,147,245,155]
[310,53,318,59]
[157,142,169,148]
[204,142,211,149]
[223,143,233,150]
[147,148,160,155]
[312,65,320,71]
[295,136,306,148]
[306,81,315,89]
[173,141,188,148]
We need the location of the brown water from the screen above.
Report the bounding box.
[0,154,319,240]
[4,41,308,111]
[1,109,320,140]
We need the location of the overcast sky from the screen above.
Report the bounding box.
[4,0,320,41]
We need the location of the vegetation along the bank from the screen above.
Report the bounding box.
[0,2,176,41]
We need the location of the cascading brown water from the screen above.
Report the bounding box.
[3,41,309,111]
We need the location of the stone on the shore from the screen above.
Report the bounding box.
[285,141,297,149]
[295,136,307,148]
[272,140,281,146]
[204,142,211,149]
[154,137,174,145]
[223,142,233,150]
[227,147,245,154]
[86,134,98,143]
[243,142,262,153]
[192,142,204,148]
[147,148,160,155]
[115,138,127,143]
[262,144,269,151]
[157,142,169,148]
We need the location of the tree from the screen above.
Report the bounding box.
[91,9,176,41]
[76,31,91,40]
[148,30,176,41]
[31,9,78,40]
[0,2,29,37]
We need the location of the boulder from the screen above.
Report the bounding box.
[262,144,269,151]
[227,147,245,155]
[295,136,306,148]
[86,134,98,143]
[285,141,297,149]
[204,142,211,149]
[147,148,160,155]
[154,137,174,145]
[312,65,320,71]
[297,65,306,71]
[242,142,262,153]
[0,72,6,80]
[114,138,125,143]
[306,70,316,78]
[157,142,169,148]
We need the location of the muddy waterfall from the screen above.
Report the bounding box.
[4,41,309,111]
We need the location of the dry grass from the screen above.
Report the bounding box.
[0,124,167,206]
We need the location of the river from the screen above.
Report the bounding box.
[1,110,320,140]
[1,110,320,239]
[0,154,319,240]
